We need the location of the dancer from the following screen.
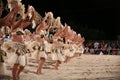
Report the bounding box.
[35,34,47,75]
[0,5,20,27]
[10,30,28,80]
[11,6,35,32]
[51,37,65,70]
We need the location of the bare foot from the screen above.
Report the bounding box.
[36,71,43,75]
[54,65,59,70]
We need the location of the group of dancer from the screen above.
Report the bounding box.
[0,0,85,80]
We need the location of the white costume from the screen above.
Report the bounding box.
[62,44,69,56]
[1,40,16,60]
[7,42,28,66]
[67,44,76,57]
[51,45,65,62]
[44,40,52,53]
[38,41,47,59]
[79,44,84,54]
[31,41,46,60]
[30,41,40,59]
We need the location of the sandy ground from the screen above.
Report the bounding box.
[0,54,120,80]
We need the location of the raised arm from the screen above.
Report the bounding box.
[19,9,35,29]
[0,6,20,27]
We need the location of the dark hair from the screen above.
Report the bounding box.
[57,38,63,42]
[50,40,53,43]
[40,34,44,38]
[16,31,24,35]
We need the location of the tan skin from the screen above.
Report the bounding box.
[28,33,45,75]
[65,34,85,62]
[35,12,53,34]
[53,27,65,38]
[73,35,85,58]
[52,39,63,70]
[11,33,25,80]
[64,31,75,63]
[35,18,46,34]
[0,6,20,28]
[53,24,69,38]
[65,30,75,43]
[59,26,69,38]
[64,42,73,63]
[35,36,46,75]
[19,7,35,29]
[36,57,45,74]
[11,7,35,32]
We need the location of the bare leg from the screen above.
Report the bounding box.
[54,60,61,70]
[12,64,19,80]
[16,66,24,79]
[64,56,71,63]
[36,57,45,75]
[79,53,82,56]
[73,53,79,57]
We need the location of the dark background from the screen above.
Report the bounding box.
[2,0,119,40]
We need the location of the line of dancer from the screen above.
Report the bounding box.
[0,0,85,80]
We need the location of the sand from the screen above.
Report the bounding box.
[1,54,120,80]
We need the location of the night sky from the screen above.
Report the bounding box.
[3,0,119,40]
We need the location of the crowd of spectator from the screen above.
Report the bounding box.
[84,40,120,55]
